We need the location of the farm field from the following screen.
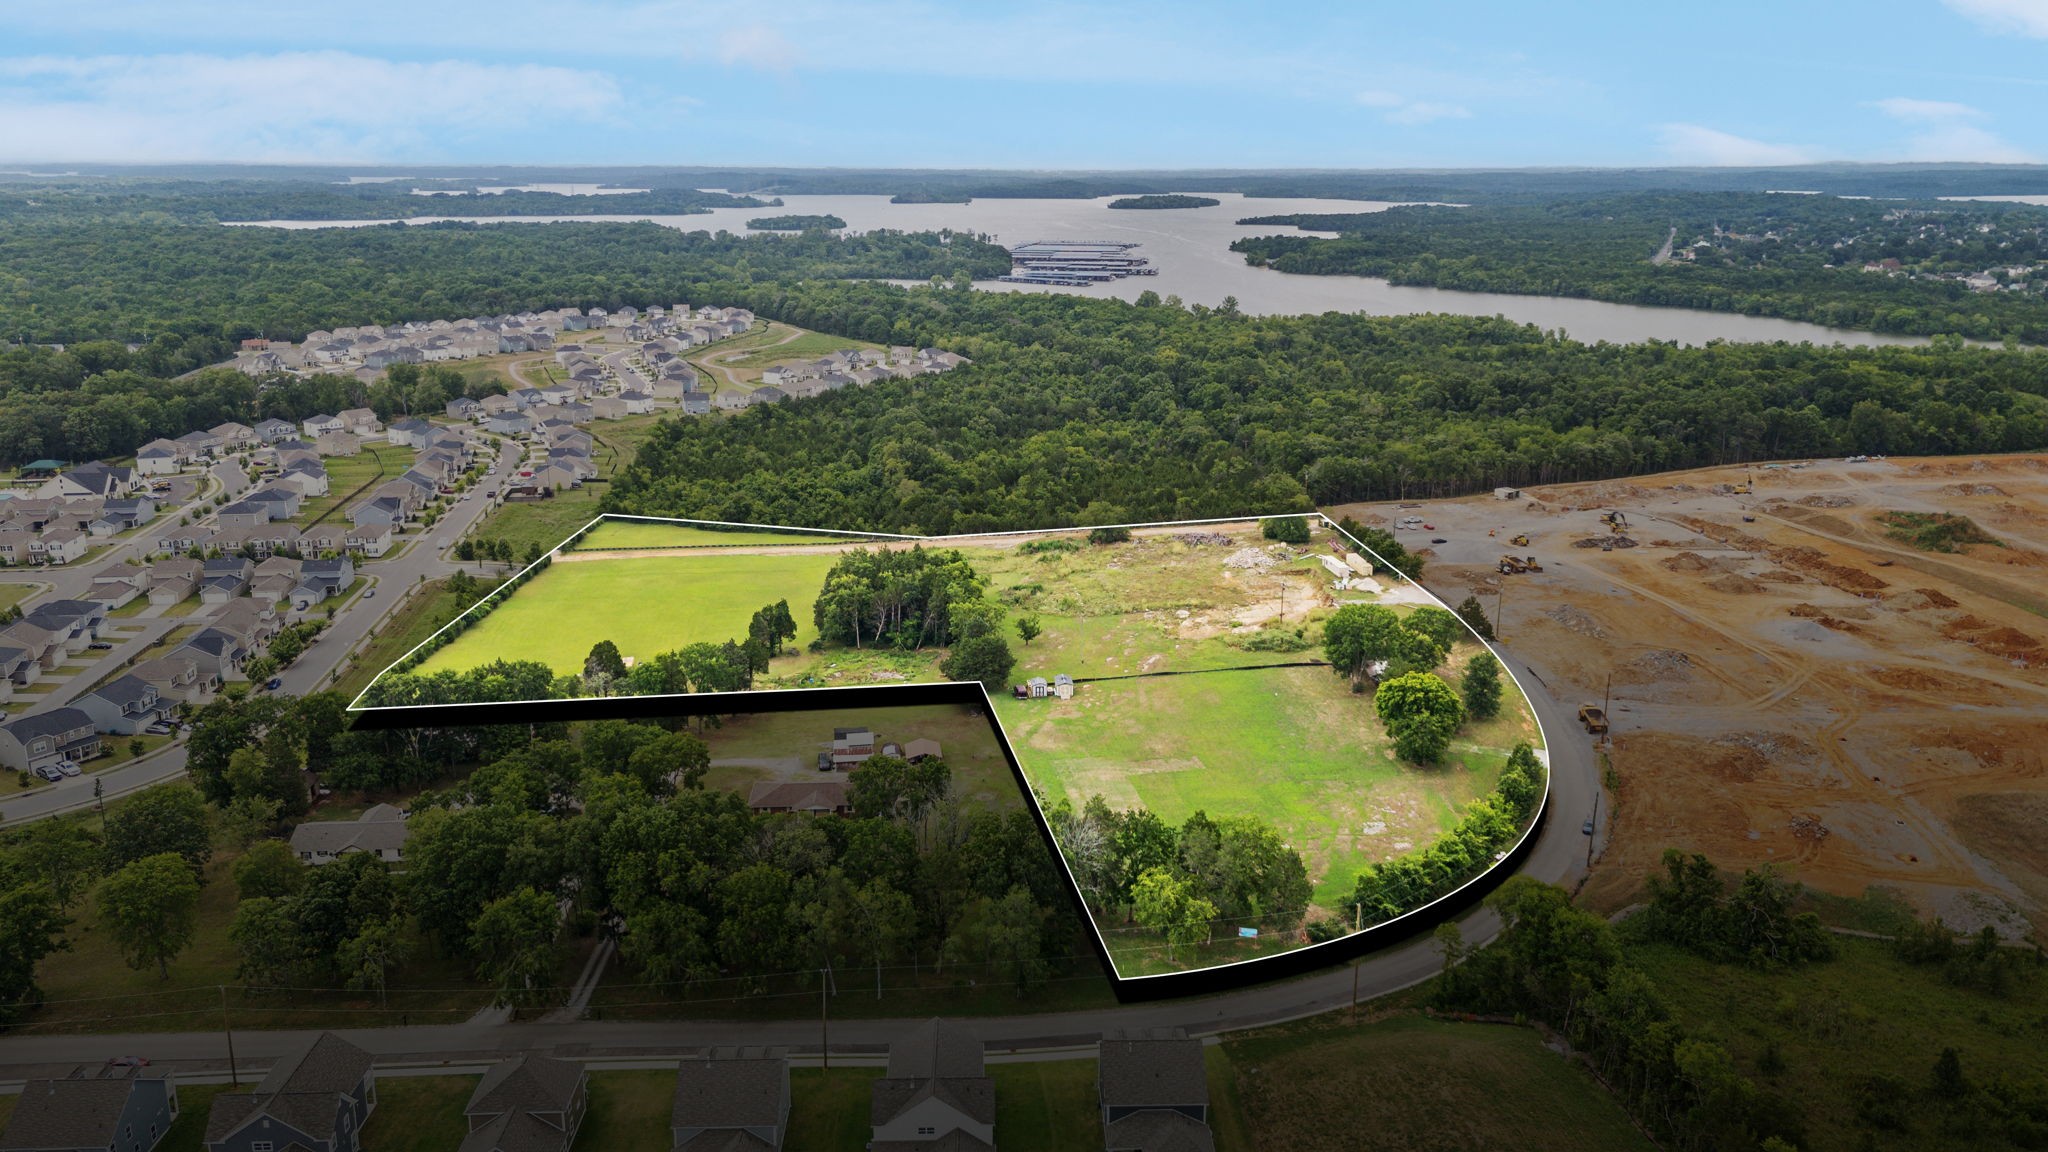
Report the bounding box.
[414,550,839,675]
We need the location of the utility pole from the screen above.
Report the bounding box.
[820,968,829,1073]
[1586,790,1601,868]
[219,985,239,1087]
[1350,960,1361,1022]
[1494,580,1506,642]
[1602,672,1612,720]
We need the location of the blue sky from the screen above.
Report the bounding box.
[1,0,2045,167]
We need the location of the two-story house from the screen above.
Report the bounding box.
[1098,1029,1213,1152]
[204,1033,376,1152]
[0,1063,180,1152]
[459,1055,588,1152]
[76,675,168,736]
[869,1020,995,1151]
[0,707,103,773]
[671,1049,790,1151]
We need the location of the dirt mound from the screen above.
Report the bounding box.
[1755,570,1804,584]
[1543,604,1608,638]
[1620,649,1695,682]
[1222,547,1276,570]
[1913,588,1961,609]
[1178,532,1236,547]
[1788,604,1860,632]
[1940,483,2010,497]
[1796,494,1857,508]
[1705,573,1765,594]
[1776,546,1890,595]
[1869,666,1954,692]
[1662,551,1716,573]
[1938,616,2047,662]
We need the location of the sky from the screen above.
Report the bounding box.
[1,0,2046,168]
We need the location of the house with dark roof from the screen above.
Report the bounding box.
[0,707,103,773]
[446,397,484,421]
[26,600,108,652]
[1098,1029,1212,1152]
[289,804,409,865]
[747,780,852,817]
[244,487,302,521]
[0,645,34,698]
[484,412,534,437]
[38,462,138,500]
[76,674,168,736]
[301,414,344,439]
[292,558,355,609]
[203,1032,376,1152]
[215,501,273,531]
[173,629,248,679]
[870,1020,995,1151]
[0,1062,180,1152]
[135,439,186,477]
[211,422,258,449]
[385,418,433,449]
[200,558,252,604]
[680,391,712,415]
[672,1048,789,1151]
[349,496,407,530]
[130,655,216,706]
[0,620,64,671]
[255,418,298,444]
[458,1055,587,1152]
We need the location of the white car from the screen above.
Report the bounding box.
[56,760,82,777]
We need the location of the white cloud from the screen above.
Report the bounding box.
[716,25,799,71]
[1872,96,1984,122]
[1942,0,2048,37]
[1657,124,1816,166]
[1871,96,2036,161]
[1356,90,1473,126]
[0,52,623,162]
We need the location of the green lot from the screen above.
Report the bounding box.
[575,519,869,550]
[335,575,507,699]
[0,582,36,613]
[992,1059,1104,1151]
[292,445,416,528]
[1221,1014,1654,1152]
[416,551,838,675]
[360,1076,474,1152]
[717,329,884,371]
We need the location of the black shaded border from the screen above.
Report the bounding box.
[349,678,1546,1003]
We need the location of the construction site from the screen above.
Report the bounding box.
[1330,453,2048,938]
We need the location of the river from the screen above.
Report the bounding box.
[227,193,1933,347]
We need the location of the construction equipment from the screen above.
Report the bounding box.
[1730,468,1755,495]
[1578,705,1610,734]
[1600,510,1630,534]
[1498,554,1544,575]
[1509,533,1529,547]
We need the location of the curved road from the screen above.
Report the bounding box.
[0,637,1598,1071]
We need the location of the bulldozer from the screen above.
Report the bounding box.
[1509,533,1530,547]
[1499,554,1544,574]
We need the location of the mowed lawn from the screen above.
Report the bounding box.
[995,665,1507,907]
[576,519,871,550]
[291,445,415,528]
[415,551,839,675]
[359,1076,475,1152]
[1222,1015,1654,1152]
[991,1059,1104,1151]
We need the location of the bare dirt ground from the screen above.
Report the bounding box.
[1331,454,2048,937]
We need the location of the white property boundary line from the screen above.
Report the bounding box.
[346,510,1551,986]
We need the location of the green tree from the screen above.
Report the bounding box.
[0,880,71,1022]
[470,886,560,1008]
[583,639,628,696]
[625,731,710,794]
[1131,867,1216,961]
[1087,525,1131,545]
[100,853,202,979]
[232,838,306,899]
[849,879,918,999]
[229,895,305,989]
[939,633,1015,690]
[1402,606,1463,659]
[1374,672,1465,764]
[219,795,283,848]
[1322,604,1407,681]
[338,915,412,1006]
[1454,594,1496,641]
[620,903,715,990]
[15,818,100,909]
[1461,653,1503,721]
[1014,613,1042,646]
[985,884,1049,995]
[102,783,211,874]
[1261,515,1311,544]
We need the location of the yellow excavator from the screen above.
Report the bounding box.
[1509,533,1530,547]
[1600,511,1629,534]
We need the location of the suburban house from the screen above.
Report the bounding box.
[0,645,32,698]
[446,397,483,421]
[345,521,397,557]
[680,391,712,415]
[203,1032,376,1152]
[0,708,103,773]
[385,418,432,448]
[0,1063,180,1152]
[90,568,150,609]
[590,397,628,421]
[484,412,533,437]
[213,601,281,652]
[173,629,248,679]
[337,408,382,437]
[38,462,138,500]
[315,431,362,457]
[251,557,304,603]
[244,487,303,521]
[136,439,186,476]
[0,620,64,671]
[215,501,273,531]
[175,430,222,459]
[301,414,344,438]
[288,804,409,866]
[671,1048,790,1152]
[211,422,258,450]
[76,674,169,736]
[458,1055,588,1152]
[829,728,877,770]
[36,529,89,565]
[349,496,407,530]
[277,461,332,498]
[130,655,217,705]
[869,1019,995,1151]
[200,558,252,604]
[747,780,853,817]
[292,557,355,608]
[255,418,298,443]
[1098,1029,1213,1152]
[27,600,108,652]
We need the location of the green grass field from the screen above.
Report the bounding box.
[786,1067,885,1149]
[360,1076,475,1151]
[336,575,506,699]
[0,582,36,614]
[158,1084,231,1152]
[1221,1014,1654,1152]
[415,551,839,675]
[718,329,884,371]
[991,1059,1104,1151]
[572,1071,676,1151]
[576,519,870,550]
[292,446,416,528]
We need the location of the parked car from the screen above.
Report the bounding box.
[35,765,64,782]
[145,721,174,735]
[1430,537,1447,544]
[363,588,376,599]
[265,677,283,691]
[56,760,82,777]
[88,641,114,650]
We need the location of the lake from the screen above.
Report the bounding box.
[227,193,1932,347]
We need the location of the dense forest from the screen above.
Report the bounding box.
[1233,193,2048,343]
[0,180,771,223]
[1108,195,1220,209]
[0,221,1010,343]
[745,214,848,230]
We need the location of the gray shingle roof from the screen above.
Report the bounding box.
[255,1031,373,1097]
[1099,1032,1208,1110]
[3,707,94,742]
[469,1054,583,1118]
[1105,1110,1215,1152]
[671,1053,785,1129]
[0,1071,158,1150]
[869,1076,996,1128]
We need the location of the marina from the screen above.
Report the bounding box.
[999,238,1160,284]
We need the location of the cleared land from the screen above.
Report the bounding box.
[1333,452,2048,937]
[1221,1014,1655,1152]
[415,551,838,675]
[291,445,415,528]
[468,413,664,557]
[573,520,870,550]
